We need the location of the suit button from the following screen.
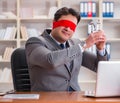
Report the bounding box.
[65,80,70,82]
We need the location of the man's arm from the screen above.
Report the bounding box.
[82,50,108,72]
[25,37,82,69]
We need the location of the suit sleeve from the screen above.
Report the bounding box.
[82,50,108,72]
[25,37,82,69]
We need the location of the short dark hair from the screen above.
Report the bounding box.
[54,7,81,24]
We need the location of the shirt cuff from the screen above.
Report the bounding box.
[78,43,106,56]
[97,48,106,56]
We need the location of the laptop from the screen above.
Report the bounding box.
[84,61,120,97]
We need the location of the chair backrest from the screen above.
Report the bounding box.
[11,48,31,91]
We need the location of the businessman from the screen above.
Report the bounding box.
[25,7,108,91]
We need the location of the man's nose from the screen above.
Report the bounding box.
[65,27,71,31]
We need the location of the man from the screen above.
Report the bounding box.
[25,7,108,91]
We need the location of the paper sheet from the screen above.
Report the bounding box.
[3,94,40,99]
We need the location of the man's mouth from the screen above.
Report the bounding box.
[62,30,70,36]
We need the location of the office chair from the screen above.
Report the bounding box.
[11,48,31,91]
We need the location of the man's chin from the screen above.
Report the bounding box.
[64,38,70,42]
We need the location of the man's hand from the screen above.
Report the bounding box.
[83,30,106,50]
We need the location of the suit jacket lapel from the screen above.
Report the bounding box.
[66,40,77,74]
[64,40,75,74]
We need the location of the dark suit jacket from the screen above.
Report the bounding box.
[25,29,108,91]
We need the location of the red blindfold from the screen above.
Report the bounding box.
[53,20,76,32]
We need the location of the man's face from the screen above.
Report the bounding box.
[51,14,78,43]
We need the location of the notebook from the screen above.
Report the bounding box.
[3,94,40,99]
[84,61,120,97]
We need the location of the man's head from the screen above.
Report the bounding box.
[54,7,81,24]
[51,7,81,43]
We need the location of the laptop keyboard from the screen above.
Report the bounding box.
[84,90,95,96]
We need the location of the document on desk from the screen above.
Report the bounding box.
[3,94,40,99]
[0,92,6,96]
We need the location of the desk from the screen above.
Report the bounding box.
[0,92,120,103]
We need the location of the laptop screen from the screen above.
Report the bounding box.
[95,61,120,97]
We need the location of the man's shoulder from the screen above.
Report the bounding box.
[26,36,47,45]
[26,29,51,45]
[26,37,41,44]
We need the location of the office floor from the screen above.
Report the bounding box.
[80,82,95,91]
[0,83,13,92]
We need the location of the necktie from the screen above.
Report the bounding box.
[60,43,65,49]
